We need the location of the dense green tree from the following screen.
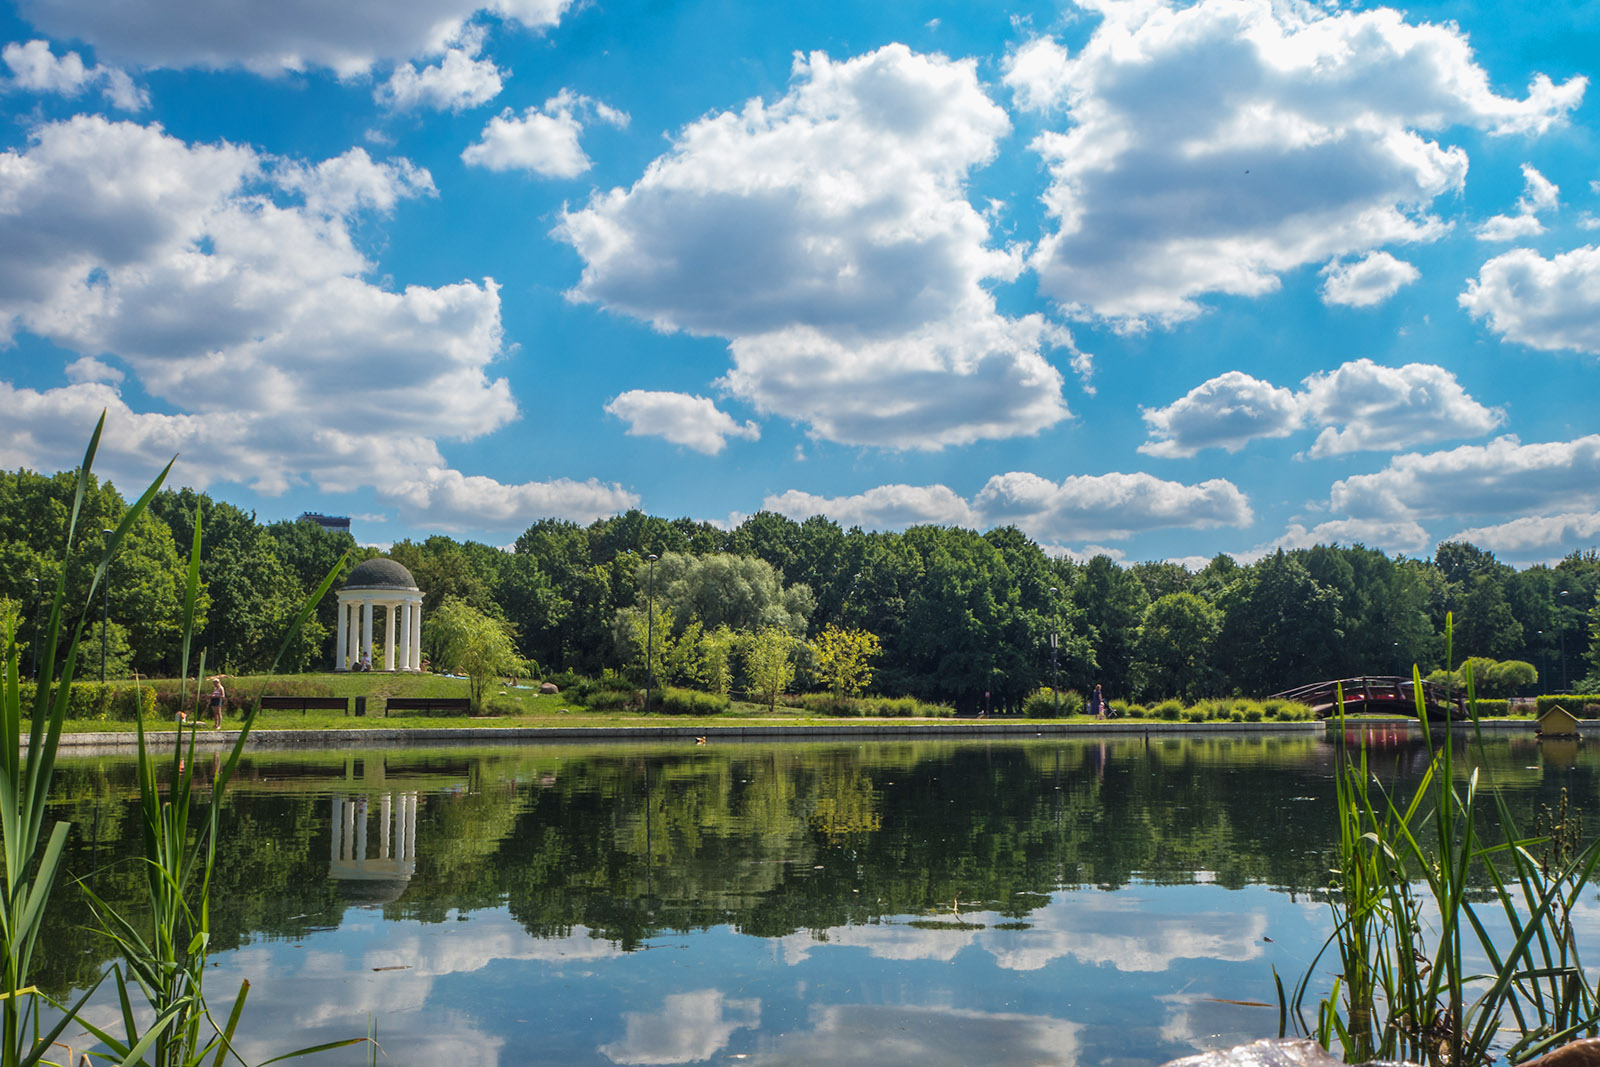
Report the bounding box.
[1132,593,1222,702]
[647,552,812,636]
[1071,555,1149,698]
[1130,561,1193,602]
[1216,551,1343,694]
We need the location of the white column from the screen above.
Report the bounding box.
[410,599,422,670]
[361,602,373,666]
[395,603,407,674]
[330,796,342,861]
[384,603,397,671]
[400,602,413,672]
[335,597,348,671]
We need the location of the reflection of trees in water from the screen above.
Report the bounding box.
[34,736,1600,992]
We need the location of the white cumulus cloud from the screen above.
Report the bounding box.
[1140,371,1302,458]
[1461,245,1600,355]
[462,90,627,177]
[12,0,572,75]
[604,390,759,454]
[1319,252,1421,308]
[0,115,631,533]
[975,470,1253,541]
[1007,0,1584,326]
[1446,512,1600,563]
[1300,360,1504,456]
[556,44,1076,450]
[1330,435,1600,521]
[1140,360,1499,458]
[764,484,980,530]
[3,38,146,109]
[1476,162,1560,241]
[377,45,502,112]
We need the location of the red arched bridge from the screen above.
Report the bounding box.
[1268,677,1467,721]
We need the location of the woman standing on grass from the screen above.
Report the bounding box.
[210,676,225,728]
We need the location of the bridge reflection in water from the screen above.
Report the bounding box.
[329,793,419,906]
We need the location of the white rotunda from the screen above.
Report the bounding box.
[335,558,424,672]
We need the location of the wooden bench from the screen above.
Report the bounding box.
[258,695,351,716]
[384,697,471,717]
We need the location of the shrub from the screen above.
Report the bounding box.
[1057,689,1085,717]
[1022,688,1062,718]
[18,681,156,721]
[1151,699,1183,721]
[655,687,729,716]
[1123,703,1146,718]
[1537,695,1600,718]
[1182,707,1206,722]
[1243,705,1263,722]
[482,696,522,717]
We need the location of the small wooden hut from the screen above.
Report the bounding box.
[1537,704,1580,738]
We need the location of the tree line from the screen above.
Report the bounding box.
[3,466,1598,709]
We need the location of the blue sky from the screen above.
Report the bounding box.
[1,0,1597,568]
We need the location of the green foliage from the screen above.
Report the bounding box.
[1286,665,1600,1065]
[809,624,882,699]
[482,696,522,717]
[15,681,155,721]
[1537,695,1600,718]
[654,687,730,716]
[792,693,951,717]
[743,627,797,713]
[697,625,737,696]
[1133,592,1222,702]
[1151,698,1183,720]
[428,597,519,712]
[1022,688,1061,718]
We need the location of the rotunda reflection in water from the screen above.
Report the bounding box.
[328,793,418,906]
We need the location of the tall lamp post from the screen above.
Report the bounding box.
[1537,630,1546,691]
[1049,586,1059,717]
[1558,590,1570,692]
[101,528,113,684]
[645,553,658,712]
[28,578,41,679]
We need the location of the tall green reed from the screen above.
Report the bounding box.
[0,414,361,1066]
[1280,613,1600,1065]
[72,501,355,1066]
[0,416,171,1067]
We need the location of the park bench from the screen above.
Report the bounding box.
[258,695,351,716]
[384,697,471,717]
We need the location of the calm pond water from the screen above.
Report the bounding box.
[38,729,1600,1066]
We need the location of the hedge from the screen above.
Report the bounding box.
[15,681,158,721]
[1536,695,1600,719]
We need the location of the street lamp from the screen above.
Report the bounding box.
[101,529,113,684]
[1049,586,1059,717]
[645,553,658,712]
[28,578,41,679]
[1537,631,1546,691]
[1558,590,1570,692]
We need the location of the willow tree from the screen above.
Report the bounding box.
[430,597,517,711]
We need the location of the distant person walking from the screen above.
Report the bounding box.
[1090,684,1109,720]
[209,676,226,729]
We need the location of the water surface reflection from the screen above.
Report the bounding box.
[41,731,1599,1065]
